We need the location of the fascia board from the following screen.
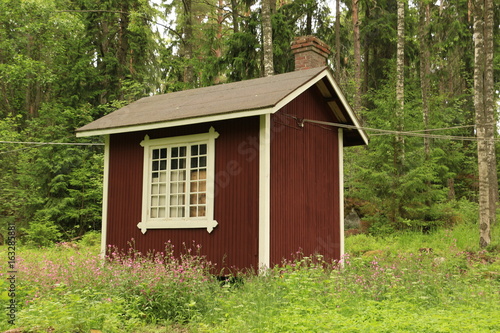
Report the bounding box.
[272,70,329,112]
[324,71,369,145]
[76,107,275,137]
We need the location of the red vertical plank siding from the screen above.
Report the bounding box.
[106,118,260,271]
[270,86,341,265]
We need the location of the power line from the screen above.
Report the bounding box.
[284,114,498,142]
[0,141,104,154]
[0,141,104,146]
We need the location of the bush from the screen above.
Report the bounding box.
[79,230,101,247]
[107,242,217,323]
[17,290,141,332]
[21,218,62,247]
[345,233,385,256]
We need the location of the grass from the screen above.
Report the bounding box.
[0,222,499,332]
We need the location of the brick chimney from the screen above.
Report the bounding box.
[291,36,331,71]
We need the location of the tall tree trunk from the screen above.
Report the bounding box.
[419,0,431,159]
[391,0,405,224]
[212,0,225,84]
[230,0,239,33]
[262,0,274,77]
[335,0,341,77]
[395,0,405,162]
[182,0,194,84]
[117,2,130,100]
[473,0,497,248]
[352,0,362,110]
[305,1,313,35]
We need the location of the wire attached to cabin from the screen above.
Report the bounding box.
[283,113,498,142]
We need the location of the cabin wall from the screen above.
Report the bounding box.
[106,117,260,271]
[270,86,341,265]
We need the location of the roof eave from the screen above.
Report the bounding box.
[76,67,368,146]
[323,71,369,146]
[76,107,275,138]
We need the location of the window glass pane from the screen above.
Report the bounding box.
[199,169,207,180]
[190,206,197,217]
[159,172,167,182]
[179,158,186,169]
[172,147,178,157]
[191,170,200,180]
[200,144,207,155]
[160,148,167,159]
[200,156,207,167]
[191,157,198,168]
[158,207,166,218]
[152,161,159,171]
[198,206,206,217]
[153,149,159,159]
[171,159,178,170]
[180,146,186,157]
[199,181,206,192]
[191,145,198,156]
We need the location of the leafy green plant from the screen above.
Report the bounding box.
[18,290,142,332]
[3,224,499,333]
[21,218,62,247]
[79,230,101,247]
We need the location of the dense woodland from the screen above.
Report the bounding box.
[0,0,498,246]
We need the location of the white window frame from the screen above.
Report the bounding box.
[137,127,219,234]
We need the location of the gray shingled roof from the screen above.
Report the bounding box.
[76,67,367,146]
[77,67,326,133]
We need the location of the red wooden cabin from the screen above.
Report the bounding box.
[76,36,368,271]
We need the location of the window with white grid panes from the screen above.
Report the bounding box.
[138,128,219,234]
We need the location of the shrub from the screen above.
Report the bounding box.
[17,290,142,332]
[345,233,385,256]
[12,240,218,328]
[79,230,101,247]
[106,242,217,324]
[21,218,61,247]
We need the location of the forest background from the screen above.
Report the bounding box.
[0,0,499,246]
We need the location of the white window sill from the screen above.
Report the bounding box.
[137,219,218,234]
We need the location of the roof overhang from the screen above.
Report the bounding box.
[76,107,275,137]
[76,68,368,146]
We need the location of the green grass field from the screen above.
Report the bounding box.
[1,223,499,332]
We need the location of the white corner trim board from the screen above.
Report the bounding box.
[338,128,345,259]
[258,114,271,269]
[100,135,110,257]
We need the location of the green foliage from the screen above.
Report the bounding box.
[17,291,142,333]
[197,244,500,332]
[1,224,499,332]
[0,0,497,251]
[107,244,217,324]
[79,231,101,247]
[21,217,62,247]
[224,26,261,82]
